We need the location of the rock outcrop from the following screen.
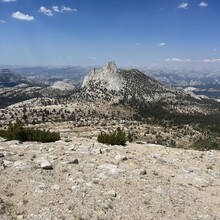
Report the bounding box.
[50,81,75,91]
[82,61,124,91]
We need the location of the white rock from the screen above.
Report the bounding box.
[104,190,117,197]
[51,184,60,192]
[82,61,124,91]
[0,199,5,212]
[153,186,166,196]
[3,159,12,167]
[115,155,128,162]
[51,81,75,91]
[14,160,28,170]
[98,164,123,179]
[41,160,53,170]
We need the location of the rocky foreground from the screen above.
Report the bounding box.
[1,131,220,220]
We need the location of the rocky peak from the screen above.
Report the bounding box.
[82,61,123,91]
[104,61,117,73]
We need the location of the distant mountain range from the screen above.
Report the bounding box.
[141,67,220,100]
[0,63,220,109]
[141,67,220,86]
[0,69,77,108]
[3,66,91,87]
[0,69,30,87]
[1,65,219,100]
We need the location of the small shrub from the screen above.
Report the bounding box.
[97,127,133,146]
[127,131,134,142]
[191,137,220,151]
[0,119,60,143]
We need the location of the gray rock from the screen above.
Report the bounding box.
[16,215,24,219]
[93,148,103,154]
[14,160,28,170]
[210,172,220,178]
[58,199,64,204]
[136,141,147,144]
[0,158,4,170]
[115,155,128,162]
[0,153,4,158]
[41,160,53,170]
[139,169,147,175]
[0,198,5,213]
[104,190,117,197]
[67,158,79,165]
[153,186,166,196]
[3,159,12,167]
[180,172,210,188]
[51,184,60,192]
[98,164,123,179]
[0,137,5,143]
[3,151,16,156]
[6,140,21,145]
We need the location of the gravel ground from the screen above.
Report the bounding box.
[1,135,220,220]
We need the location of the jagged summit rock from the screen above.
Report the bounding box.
[105,61,117,73]
[82,61,123,91]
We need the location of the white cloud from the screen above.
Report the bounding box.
[202,58,220,63]
[165,58,192,62]
[177,3,189,9]
[52,5,77,13]
[52,6,60,13]
[39,6,53,16]
[165,58,220,63]
[39,5,77,16]
[159,42,166,46]
[61,6,77,13]
[199,2,208,7]
[88,57,97,60]
[213,49,217,52]
[11,11,34,21]
[159,8,166,11]
[0,20,6,23]
[1,0,16,2]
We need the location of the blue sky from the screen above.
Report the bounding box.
[0,0,220,67]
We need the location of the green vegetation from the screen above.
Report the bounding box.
[97,127,133,146]
[191,137,220,151]
[0,119,60,143]
[124,98,220,137]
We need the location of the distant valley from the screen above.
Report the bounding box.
[1,66,91,87]
[141,67,220,101]
[1,65,219,102]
